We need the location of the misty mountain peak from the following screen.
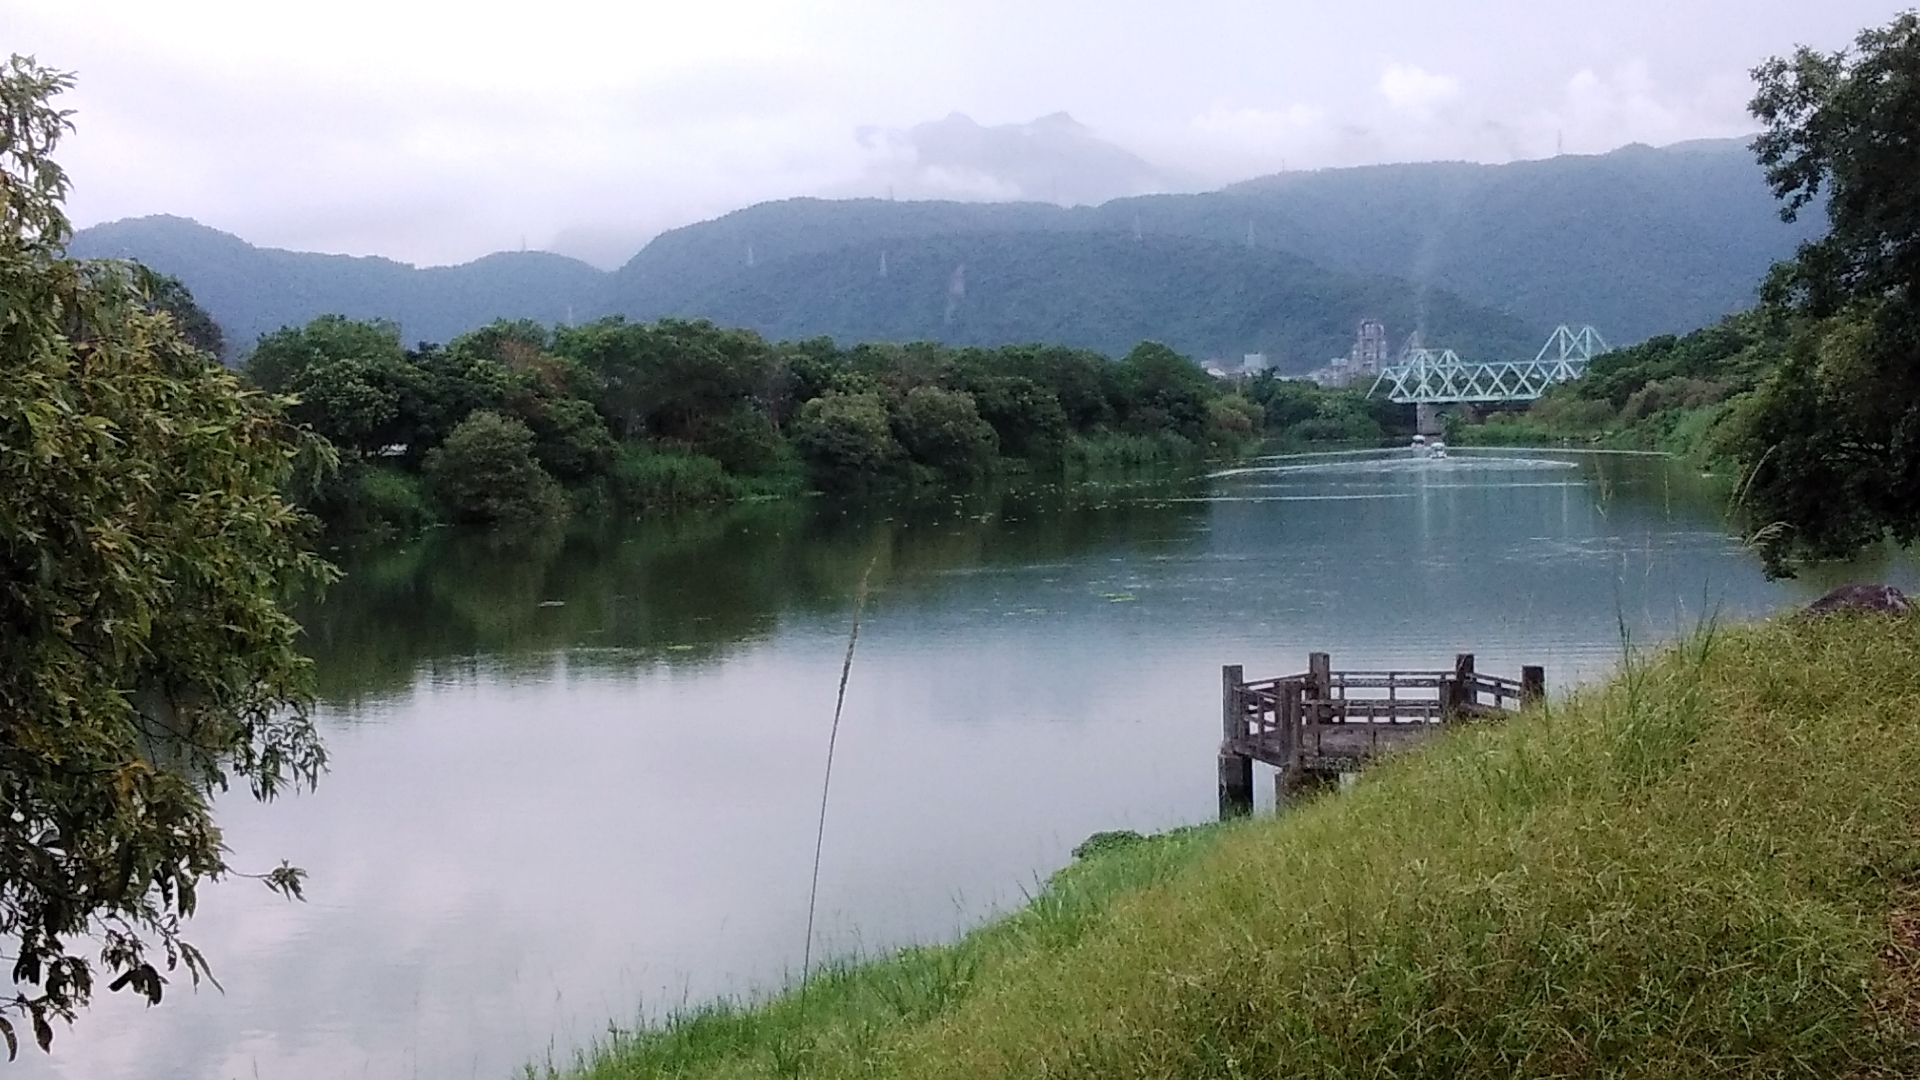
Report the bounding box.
[847,112,1183,206]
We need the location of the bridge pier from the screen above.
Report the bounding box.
[1416,402,1444,437]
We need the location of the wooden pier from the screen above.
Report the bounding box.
[1220,652,1543,818]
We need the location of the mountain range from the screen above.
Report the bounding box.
[70,138,1815,370]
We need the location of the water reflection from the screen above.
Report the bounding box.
[298,475,1214,708]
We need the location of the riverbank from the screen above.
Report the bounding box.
[550,611,1920,1078]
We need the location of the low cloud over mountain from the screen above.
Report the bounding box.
[844,112,1193,206]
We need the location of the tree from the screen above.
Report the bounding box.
[243,314,407,395]
[0,57,328,1054]
[1751,13,1920,318]
[1114,341,1213,441]
[552,317,775,443]
[1736,13,1920,571]
[423,411,568,524]
[145,274,226,363]
[790,391,902,491]
[891,386,999,480]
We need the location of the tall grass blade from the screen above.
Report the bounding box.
[802,555,880,1000]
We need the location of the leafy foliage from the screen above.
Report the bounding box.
[247,306,1311,532]
[1751,13,1920,318]
[1732,13,1920,572]
[891,387,998,481]
[0,56,328,1053]
[791,391,903,491]
[423,411,569,525]
[1240,373,1405,447]
[143,274,226,362]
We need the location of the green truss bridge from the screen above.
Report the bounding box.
[1367,325,1610,404]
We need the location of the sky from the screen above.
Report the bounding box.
[7,0,1911,268]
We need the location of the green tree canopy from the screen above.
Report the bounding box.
[423,410,568,525]
[891,386,999,480]
[1114,341,1213,441]
[1752,12,1920,317]
[1736,13,1920,571]
[790,391,902,491]
[145,274,226,363]
[553,317,775,443]
[243,314,407,395]
[0,57,328,1053]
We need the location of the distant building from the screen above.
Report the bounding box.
[1350,320,1388,375]
[1306,356,1351,387]
[1301,320,1389,387]
[1201,353,1274,380]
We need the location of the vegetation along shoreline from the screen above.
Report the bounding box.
[14,5,1920,1076]
[540,610,1920,1079]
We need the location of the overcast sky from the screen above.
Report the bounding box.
[8,0,1909,268]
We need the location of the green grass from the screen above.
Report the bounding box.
[606,445,798,510]
[554,614,1920,1078]
[1065,431,1199,470]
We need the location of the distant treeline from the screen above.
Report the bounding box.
[240,313,1407,534]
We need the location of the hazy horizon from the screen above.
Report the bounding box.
[80,130,1760,272]
[15,0,1911,268]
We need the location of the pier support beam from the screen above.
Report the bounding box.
[1443,652,1476,718]
[1220,665,1253,819]
[1219,752,1254,819]
[1416,402,1444,437]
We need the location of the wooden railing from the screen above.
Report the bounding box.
[1219,652,1542,818]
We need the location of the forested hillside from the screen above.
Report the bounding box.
[71,139,1808,364]
[647,230,1536,366]
[614,139,1813,347]
[68,215,605,351]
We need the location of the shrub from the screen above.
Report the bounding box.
[792,391,903,491]
[527,397,616,480]
[351,465,436,533]
[1284,400,1385,445]
[695,405,787,476]
[608,445,738,509]
[423,410,568,525]
[891,386,999,481]
[1066,431,1196,470]
[1206,395,1265,449]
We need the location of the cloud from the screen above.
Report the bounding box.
[1190,103,1328,143]
[1378,63,1463,116]
[1539,60,1753,154]
[20,0,1855,268]
[834,112,1189,206]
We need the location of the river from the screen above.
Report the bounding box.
[21,448,1909,1079]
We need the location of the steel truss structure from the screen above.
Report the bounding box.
[1368,325,1610,404]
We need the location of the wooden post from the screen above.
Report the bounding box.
[1219,751,1253,819]
[1308,652,1330,726]
[1219,665,1253,819]
[1286,678,1302,755]
[1521,665,1545,707]
[1221,665,1244,745]
[1444,652,1475,719]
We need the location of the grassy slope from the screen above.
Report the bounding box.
[559,615,1920,1078]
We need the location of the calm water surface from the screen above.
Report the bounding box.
[27,449,1913,1079]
